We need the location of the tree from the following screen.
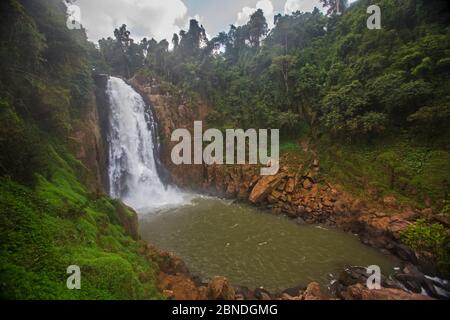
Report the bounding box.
[247,9,268,48]
[270,55,295,96]
[172,33,179,50]
[319,0,348,16]
[99,25,145,78]
[113,24,132,77]
[179,19,207,56]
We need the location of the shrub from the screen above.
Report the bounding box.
[400,218,450,276]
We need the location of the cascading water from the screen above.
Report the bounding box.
[106,76,187,212]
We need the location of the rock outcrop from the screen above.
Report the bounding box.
[207,276,236,300]
[343,283,433,300]
[69,91,107,193]
[129,76,208,190]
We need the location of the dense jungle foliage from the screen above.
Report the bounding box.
[0,0,449,298]
[0,0,161,299]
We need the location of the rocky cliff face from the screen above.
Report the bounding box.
[129,76,208,190]
[69,76,109,193]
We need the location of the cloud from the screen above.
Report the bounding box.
[74,0,189,42]
[284,0,322,14]
[235,0,275,28]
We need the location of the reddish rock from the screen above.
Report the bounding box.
[383,195,397,207]
[158,273,202,300]
[303,179,313,190]
[207,276,236,300]
[300,282,324,300]
[285,178,296,193]
[249,173,287,203]
[343,283,433,300]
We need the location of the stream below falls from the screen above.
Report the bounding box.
[139,197,400,292]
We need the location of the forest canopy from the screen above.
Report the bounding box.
[96,0,450,142]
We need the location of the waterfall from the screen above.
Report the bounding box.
[105,76,186,212]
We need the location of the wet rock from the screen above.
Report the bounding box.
[338,267,369,287]
[207,276,236,300]
[392,243,418,264]
[267,195,278,204]
[281,285,305,297]
[338,266,401,290]
[296,217,306,224]
[343,283,433,300]
[234,286,254,300]
[422,277,440,298]
[394,274,423,293]
[254,287,272,300]
[300,282,324,300]
[280,293,296,300]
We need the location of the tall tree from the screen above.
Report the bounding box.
[247,8,268,48]
[319,0,348,16]
[172,33,179,50]
[113,24,132,77]
[179,19,207,56]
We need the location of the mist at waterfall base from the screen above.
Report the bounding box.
[106,77,191,212]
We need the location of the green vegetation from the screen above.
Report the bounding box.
[1,0,450,298]
[317,134,450,206]
[400,219,450,277]
[0,0,162,299]
[0,166,162,299]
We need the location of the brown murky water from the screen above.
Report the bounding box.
[139,197,399,292]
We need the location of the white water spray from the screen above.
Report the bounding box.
[106,77,187,212]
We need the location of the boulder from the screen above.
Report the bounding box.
[300,282,324,300]
[249,173,287,203]
[254,287,272,300]
[281,285,304,297]
[158,273,201,300]
[207,276,236,300]
[234,286,254,300]
[338,266,401,290]
[343,283,432,300]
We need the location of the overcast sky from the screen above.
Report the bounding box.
[70,0,357,43]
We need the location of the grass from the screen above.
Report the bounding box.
[400,219,450,277]
[0,144,163,300]
[315,132,450,209]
